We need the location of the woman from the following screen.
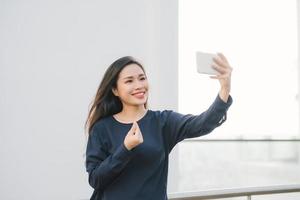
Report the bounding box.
[85,54,233,200]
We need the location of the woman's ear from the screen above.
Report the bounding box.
[112,88,119,96]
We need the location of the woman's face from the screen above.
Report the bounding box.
[112,63,149,108]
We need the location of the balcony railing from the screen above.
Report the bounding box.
[171,139,300,199]
[168,184,300,200]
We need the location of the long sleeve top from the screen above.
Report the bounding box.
[85,94,233,200]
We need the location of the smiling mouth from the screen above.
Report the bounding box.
[132,91,146,98]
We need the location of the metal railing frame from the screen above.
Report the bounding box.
[182,139,300,142]
[168,184,300,199]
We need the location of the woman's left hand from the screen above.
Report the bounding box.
[210,53,233,102]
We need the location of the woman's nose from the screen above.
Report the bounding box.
[134,80,145,89]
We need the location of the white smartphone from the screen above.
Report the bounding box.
[196,51,219,75]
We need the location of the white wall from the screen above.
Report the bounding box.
[0,0,178,199]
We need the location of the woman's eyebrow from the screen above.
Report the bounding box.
[123,74,145,80]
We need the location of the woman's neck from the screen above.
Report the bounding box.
[114,105,147,123]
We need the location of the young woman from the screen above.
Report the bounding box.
[85,54,233,200]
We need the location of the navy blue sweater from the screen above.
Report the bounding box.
[85,94,233,200]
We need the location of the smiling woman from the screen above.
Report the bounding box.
[84,55,233,200]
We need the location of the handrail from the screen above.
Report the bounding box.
[80,184,300,200]
[168,184,300,199]
[182,139,300,142]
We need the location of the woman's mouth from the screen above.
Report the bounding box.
[132,92,146,99]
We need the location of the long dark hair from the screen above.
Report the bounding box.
[85,56,148,135]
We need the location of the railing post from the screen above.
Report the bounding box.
[247,195,251,200]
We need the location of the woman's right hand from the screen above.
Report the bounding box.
[123,121,144,150]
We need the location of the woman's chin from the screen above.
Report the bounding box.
[130,98,147,106]
[135,100,147,106]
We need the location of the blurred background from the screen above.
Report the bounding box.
[0,0,299,199]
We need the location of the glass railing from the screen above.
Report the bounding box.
[168,184,300,200]
[172,139,300,200]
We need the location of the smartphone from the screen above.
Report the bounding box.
[196,51,219,75]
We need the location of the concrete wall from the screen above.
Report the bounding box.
[0,0,178,199]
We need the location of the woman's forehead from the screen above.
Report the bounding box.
[119,64,145,78]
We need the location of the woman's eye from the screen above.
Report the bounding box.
[140,77,146,80]
[125,80,132,83]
